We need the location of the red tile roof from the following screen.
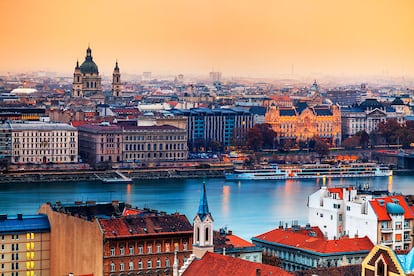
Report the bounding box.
[182,252,292,276]
[253,227,373,254]
[370,195,414,221]
[327,188,343,200]
[98,213,193,238]
[226,234,255,248]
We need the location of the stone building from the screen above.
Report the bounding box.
[0,214,51,276]
[265,102,342,146]
[77,123,188,167]
[72,47,102,98]
[38,201,194,276]
[7,122,78,165]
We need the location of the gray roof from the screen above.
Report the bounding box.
[9,122,77,131]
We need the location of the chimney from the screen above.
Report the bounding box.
[17,214,23,220]
[256,268,261,276]
[228,230,232,235]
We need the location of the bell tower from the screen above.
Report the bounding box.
[72,60,83,97]
[193,181,214,259]
[112,61,122,97]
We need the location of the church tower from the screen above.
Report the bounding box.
[72,61,83,97]
[112,61,122,97]
[193,181,214,259]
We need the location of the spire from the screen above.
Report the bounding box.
[86,46,92,61]
[75,60,79,69]
[197,181,210,220]
[114,60,119,70]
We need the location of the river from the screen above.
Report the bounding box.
[0,175,411,240]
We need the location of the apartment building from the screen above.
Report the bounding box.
[308,186,414,251]
[0,214,50,276]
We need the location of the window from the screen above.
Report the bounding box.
[129,245,134,255]
[120,246,125,256]
[138,245,143,254]
[165,258,170,267]
[110,247,115,256]
[147,245,152,254]
[110,262,115,272]
[138,260,143,269]
[156,259,161,268]
[183,242,188,250]
[165,243,170,252]
[129,261,134,270]
[147,260,152,269]
[120,262,124,271]
[156,244,161,253]
[346,206,351,211]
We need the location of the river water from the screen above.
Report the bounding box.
[0,175,411,240]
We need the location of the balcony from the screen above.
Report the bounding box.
[380,227,393,233]
[381,240,393,246]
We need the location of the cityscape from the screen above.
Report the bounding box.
[1,1,414,276]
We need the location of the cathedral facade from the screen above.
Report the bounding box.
[72,47,122,98]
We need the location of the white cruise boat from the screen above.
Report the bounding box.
[224,162,392,181]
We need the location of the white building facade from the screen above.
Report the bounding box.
[9,122,78,164]
[308,187,414,251]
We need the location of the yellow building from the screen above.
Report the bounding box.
[0,214,50,276]
[265,102,341,146]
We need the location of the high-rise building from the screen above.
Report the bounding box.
[72,47,102,98]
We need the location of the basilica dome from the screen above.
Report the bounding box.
[79,47,99,74]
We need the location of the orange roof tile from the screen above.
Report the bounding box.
[226,234,255,248]
[327,188,343,200]
[370,195,414,221]
[182,252,292,276]
[253,227,373,254]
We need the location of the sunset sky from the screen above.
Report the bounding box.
[1,0,414,78]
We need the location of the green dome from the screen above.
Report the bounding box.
[79,47,99,74]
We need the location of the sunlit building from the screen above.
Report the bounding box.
[0,214,51,276]
[265,102,342,146]
[72,47,102,98]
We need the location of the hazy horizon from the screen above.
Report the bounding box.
[1,1,414,79]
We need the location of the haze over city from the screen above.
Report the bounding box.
[1,0,414,79]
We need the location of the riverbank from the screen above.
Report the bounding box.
[0,167,229,184]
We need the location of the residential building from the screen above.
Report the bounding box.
[0,214,51,276]
[308,186,414,251]
[265,102,341,146]
[0,107,46,122]
[251,225,373,272]
[8,122,78,165]
[170,108,254,151]
[38,201,193,276]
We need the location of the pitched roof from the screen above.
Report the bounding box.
[213,230,255,251]
[253,227,373,255]
[369,195,414,221]
[182,252,292,276]
[98,213,193,238]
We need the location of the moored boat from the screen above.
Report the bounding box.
[224,162,392,181]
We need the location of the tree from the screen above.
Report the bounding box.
[377,119,402,144]
[314,138,330,161]
[355,130,369,149]
[246,123,277,151]
[246,127,263,151]
[342,136,360,150]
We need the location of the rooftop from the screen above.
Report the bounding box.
[253,226,374,255]
[370,195,414,221]
[182,252,292,276]
[0,214,50,234]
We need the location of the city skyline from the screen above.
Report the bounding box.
[1,0,414,78]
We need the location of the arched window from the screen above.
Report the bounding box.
[110,262,115,272]
[196,227,200,242]
[205,227,209,241]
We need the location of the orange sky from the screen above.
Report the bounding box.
[1,0,414,78]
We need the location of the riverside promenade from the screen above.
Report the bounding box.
[0,166,230,184]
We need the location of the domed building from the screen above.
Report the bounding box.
[72,47,103,98]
